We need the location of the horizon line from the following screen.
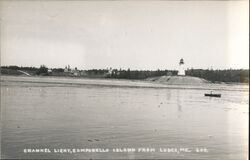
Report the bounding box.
[1,65,249,71]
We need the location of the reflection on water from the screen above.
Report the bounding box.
[176,90,182,119]
[0,76,249,159]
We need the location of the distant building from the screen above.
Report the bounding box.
[108,67,112,75]
[48,69,52,73]
[79,70,87,76]
[166,72,172,76]
[71,67,79,76]
[64,65,71,72]
[178,58,185,76]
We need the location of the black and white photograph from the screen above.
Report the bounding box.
[0,0,249,159]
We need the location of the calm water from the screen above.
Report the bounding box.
[1,76,248,159]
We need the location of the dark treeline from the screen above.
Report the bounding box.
[108,69,177,79]
[186,69,249,83]
[1,65,249,83]
[86,69,109,75]
[1,65,37,71]
[1,65,49,75]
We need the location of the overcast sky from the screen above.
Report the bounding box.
[0,0,249,70]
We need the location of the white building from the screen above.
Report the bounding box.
[48,69,52,73]
[64,65,71,72]
[178,58,185,76]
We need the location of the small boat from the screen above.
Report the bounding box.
[204,92,221,98]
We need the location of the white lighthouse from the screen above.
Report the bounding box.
[178,58,185,76]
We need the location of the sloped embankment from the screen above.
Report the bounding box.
[146,76,209,85]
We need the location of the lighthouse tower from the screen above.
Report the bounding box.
[178,58,185,76]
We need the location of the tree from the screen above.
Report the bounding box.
[36,65,48,75]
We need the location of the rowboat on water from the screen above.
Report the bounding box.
[204,91,221,98]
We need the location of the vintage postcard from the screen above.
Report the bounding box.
[0,0,249,159]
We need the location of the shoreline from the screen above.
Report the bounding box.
[1,74,248,85]
[1,75,248,92]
